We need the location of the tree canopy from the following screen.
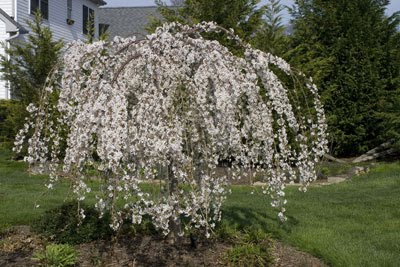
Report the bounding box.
[287,0,400,155]
[14,22,328,239]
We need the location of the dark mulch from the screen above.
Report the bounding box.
[0,226,327,267]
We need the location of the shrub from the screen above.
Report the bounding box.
[33,243,77,267]
[32,201,113,244]
[0,100,26,143]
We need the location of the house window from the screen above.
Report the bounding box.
[67,0,72,20]
[83,5,95,36]
[30,0,49,20]
[99,24,110,37]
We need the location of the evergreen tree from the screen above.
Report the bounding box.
[0,12,63,143]
[148,0,267,50]
[0,12,63,105]
[287,0,400,156]
[253,0,288,55]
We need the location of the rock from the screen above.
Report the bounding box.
[348,166,370,177]
[253,181,267,186]
[327,176,347,184]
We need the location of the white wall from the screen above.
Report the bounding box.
[0,0,102,99]
[0,20,9,99]
[0,0,13,99]
[0,1,13,16]
[17,0,100,43]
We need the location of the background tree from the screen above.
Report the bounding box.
[253,0,288,56]
[170,0,184,6]
[287,0,400,156]
[148,0,267,51]
[0,12,63,105]
[0,12,63,143]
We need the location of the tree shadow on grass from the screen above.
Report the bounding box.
[221,206,299,237]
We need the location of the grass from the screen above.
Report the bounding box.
[223,163,400,266]
[0,149,100,226]
[0,150,64,225]
[0,147,399,266]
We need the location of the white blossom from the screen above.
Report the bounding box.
[15,22,328,237]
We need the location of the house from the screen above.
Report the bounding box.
[98,6,161,40]
[0,0,107,99]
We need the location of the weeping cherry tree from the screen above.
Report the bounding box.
[14,22,328,240]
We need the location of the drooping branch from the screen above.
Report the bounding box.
[14,22,328,238]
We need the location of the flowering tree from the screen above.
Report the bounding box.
[14,22,328,240]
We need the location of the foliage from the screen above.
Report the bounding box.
[0,11,63,104]
[85,12,109,43]
[287,0,400,156]
[223,227,274,266]
[214,221,242,243]
[253,0,288,56]
[216,223,275,266]
[149,0,267,52]
[32,201,113,244]
[0,100,26,143]
[33,243,78,267]
[224,243,274,266]
[14,22,327,239]
[0,12,62,149]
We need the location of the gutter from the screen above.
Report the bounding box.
[6,31,20,41]
[4,31,21,99]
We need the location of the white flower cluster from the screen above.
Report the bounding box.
[14,22,328,237]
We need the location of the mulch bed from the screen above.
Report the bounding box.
[0,226,327,267]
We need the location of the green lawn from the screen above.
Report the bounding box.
[224,164,400,267]
[1,148,399,266]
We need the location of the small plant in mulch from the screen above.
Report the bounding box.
[32,201,113,245]
[224,242,273,267]
[0,223,12,238]
[214,223,275,266]
[33,243,77,267]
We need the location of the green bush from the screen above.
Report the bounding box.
[32,201,113,244]
[33,243,77,267]
[0,100,26,143]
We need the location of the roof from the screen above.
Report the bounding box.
[90,0,107,6]
[98,6,161,39]
[0,8,28,34]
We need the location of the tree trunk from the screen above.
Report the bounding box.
[324,154,347,164]
[353,140,395,163]
[167,160,181,244]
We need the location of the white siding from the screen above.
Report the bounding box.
[0,0,103,99]
[0,0,14,17]
[0,0,12,100]
[0,25,9,99]
[17,0,100,43]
